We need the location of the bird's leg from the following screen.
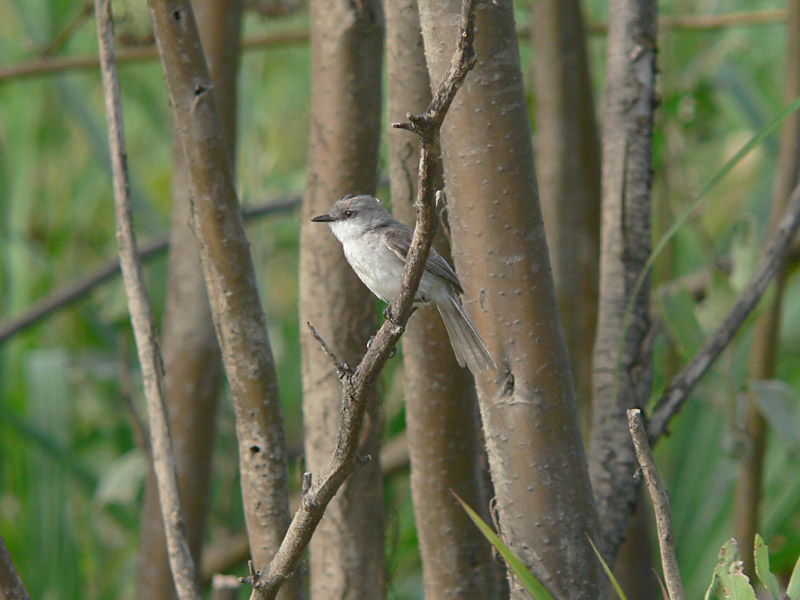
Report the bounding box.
[383,304,399,325]
[384,301,422,325]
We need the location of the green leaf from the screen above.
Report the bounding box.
[453,493,556,600]
[750,380,800,449]
[704,539,757,600]
[659,288,706,359]
[787,551,800,600]
[753,534,781,600]
[586,535,628,600]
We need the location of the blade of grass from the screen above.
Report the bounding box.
[452,492,556,600]
[587,534,629,600]
[787,550,800,599]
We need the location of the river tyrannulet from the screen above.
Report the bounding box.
[311,194,495,374]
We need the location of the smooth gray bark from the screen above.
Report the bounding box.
[417,1,604,597]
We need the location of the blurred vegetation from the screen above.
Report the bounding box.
[1,0,800,598]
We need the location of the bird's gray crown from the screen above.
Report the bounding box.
[311,194,393,225]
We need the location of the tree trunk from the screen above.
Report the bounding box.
[385,1,498,597]
[734,0,800,577]
[417,1,604,597]
[588,0,657,563]
[145,0,299,595]
[299,0,385,598]
[136,2,239,598]
[532,0,601,421]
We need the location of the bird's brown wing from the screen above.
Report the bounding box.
[381,224,464,294]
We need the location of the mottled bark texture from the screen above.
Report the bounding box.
[532,0,601,417]
[145,0,298,595]
[385,1,497,597]
[299,0,385,598]
[734,0,800,576]
[136,2,239,598]
[588,0,657,563]
[417,1,603,598]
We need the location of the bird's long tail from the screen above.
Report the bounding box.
[437,295,496,374]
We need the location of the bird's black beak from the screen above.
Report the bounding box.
[311,213,335,222]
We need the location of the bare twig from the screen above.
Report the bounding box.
[305,322,352,379]
[615,9,785,33]
[0,10,786,83]
[93,1,200,598]
[246,1,478,598]
[627,409,686,600]
[0,196,299,344]
[648,178,800,443]
[41,2,94,56]
[0,30,308,82]
[0,535,31,600]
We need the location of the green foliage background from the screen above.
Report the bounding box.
[1,0,799,598]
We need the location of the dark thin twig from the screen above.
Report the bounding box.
[2,10,784,82]
[648,178,800,443]
[0,30,309,82]
[306,322,352,379]
[0,196,299,344]
[41,2,94,56]
[245,1,479,598]
[586,8,785,33]
[628,409,686,600]
[94,1,200,598]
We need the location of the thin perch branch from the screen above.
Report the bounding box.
[648,177,800,442]
[627,409,686,600]
[246,1,478,597]
[93,1,200,598]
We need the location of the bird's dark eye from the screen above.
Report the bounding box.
[344,210,354,218]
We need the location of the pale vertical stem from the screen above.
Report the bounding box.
[94,1,200,597]
[136,2,240,598]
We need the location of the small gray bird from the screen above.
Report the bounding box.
[311,194,495,373]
